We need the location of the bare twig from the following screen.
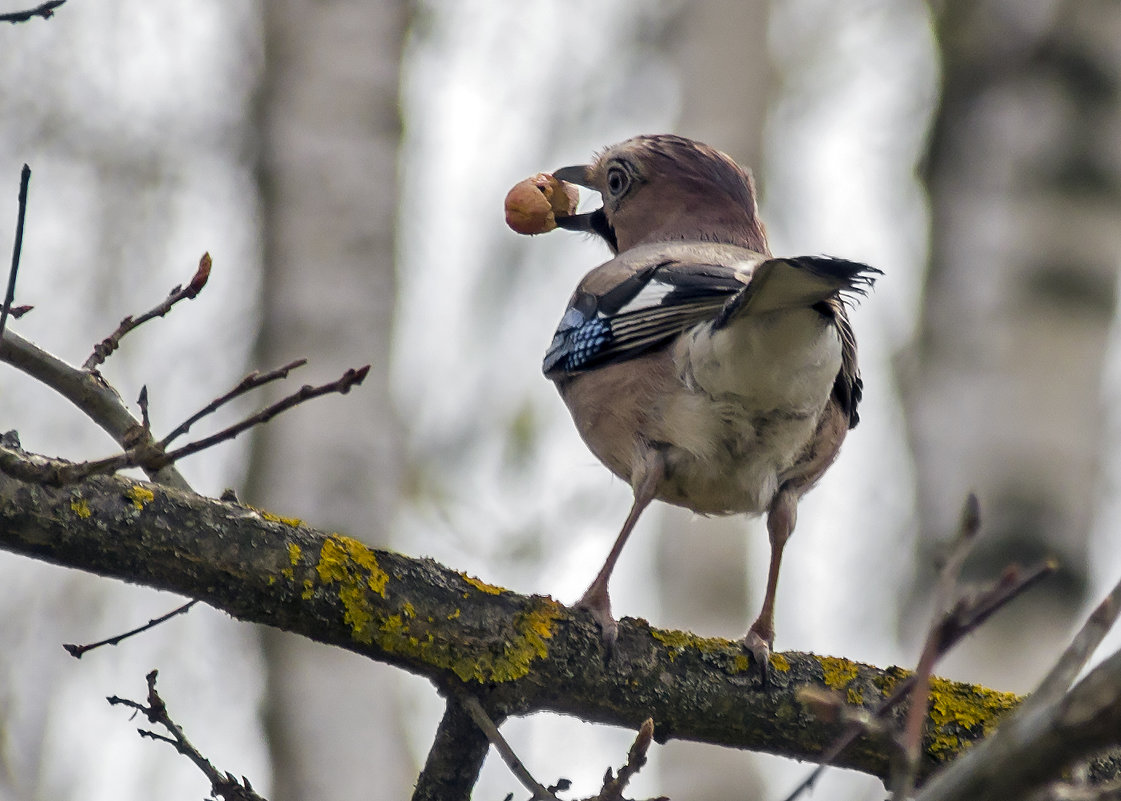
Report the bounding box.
[1018,570,1121,718]
[160,358,307,447]
[83,252,212,370]
[0,0,64,23]
[460,694,559,801]
[895,495,983,796]
[590,717,668,801]
[33,364,368,485]
[64,600,197,658]
[915,647,1121,801]
[0,329,191,489]
[782,556,1055,801]
[137,385,151,432]
[0,165,31,342]
[911,571,1121,801]
[107,670,266,801]
[153,364,369,465]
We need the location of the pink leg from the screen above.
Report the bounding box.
[577,451,664,647]
[743,487,798,674]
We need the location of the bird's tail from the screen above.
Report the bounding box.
[716,256,881,326]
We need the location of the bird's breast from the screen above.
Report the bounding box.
[553,308,844,516]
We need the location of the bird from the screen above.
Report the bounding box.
[540,134,880,669]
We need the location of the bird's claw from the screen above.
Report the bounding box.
[577,586,619,653]
[741,629,772,684]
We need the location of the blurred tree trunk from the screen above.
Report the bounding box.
[909,0,1121,688]
[654,2,771,798]
[247,3,410,798]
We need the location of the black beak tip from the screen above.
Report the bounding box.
[552,164,593,188]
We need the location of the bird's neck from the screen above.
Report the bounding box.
[624,214,770,255]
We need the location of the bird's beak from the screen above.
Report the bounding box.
[552,164,602,234]
[550,163,618,251]
[553,164,594,188]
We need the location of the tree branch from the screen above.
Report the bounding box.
[0,0,64,24]
[0,328,190,489]
[0,442,1031,785]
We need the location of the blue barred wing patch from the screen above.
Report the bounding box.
[543,307,612,374]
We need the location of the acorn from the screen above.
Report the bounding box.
[504,173,580,235]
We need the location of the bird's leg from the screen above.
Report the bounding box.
[743,486,798,677]
[577,450,664,648]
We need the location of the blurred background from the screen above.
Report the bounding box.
[1,1,1120,799]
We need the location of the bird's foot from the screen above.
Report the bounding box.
[740,628,773,685]
[576,584,618,653]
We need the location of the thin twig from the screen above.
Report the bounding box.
[1016,570,1121,719]
[0,0,64,23]
[781,557,1055,801]
[64,600,197,658]
[895,495,983,796]
[591,718,668,801]
[0,329,191,489]
[155,365,369,465]
[0,165,31,342]
[160,358,307,447]
[42,364,369,484]
[83,252,211,370]
[459,694,559,801]
[137,385,151,432]
[107,670,266,801]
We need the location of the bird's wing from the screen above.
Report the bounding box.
[542,245,762,377]
[544,250,880,430]
[714,255,879,325]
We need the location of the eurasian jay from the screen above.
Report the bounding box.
[541,134,879,667]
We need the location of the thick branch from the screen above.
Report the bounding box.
[412,696,494,801]
[0,444,1030,782]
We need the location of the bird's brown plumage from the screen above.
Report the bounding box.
[541,134,879,665]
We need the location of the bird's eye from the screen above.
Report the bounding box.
[606,166,629,197]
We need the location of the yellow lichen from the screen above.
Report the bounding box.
[925,677,1019,759]
[126,484,155,510]
[315,535,389,597]
[819,655,860,691]
[649,628,766,674]
[260,509,304,527]
[379,595,562,684]
[770,653,792,672]
[310,535,391,643]
[462,573,504,595]
[304,533,561,683]
[70,498,91,519]
[281,542,302,581]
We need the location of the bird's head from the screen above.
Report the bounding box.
[553,134,769,255]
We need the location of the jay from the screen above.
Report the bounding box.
[539,134,879,667]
